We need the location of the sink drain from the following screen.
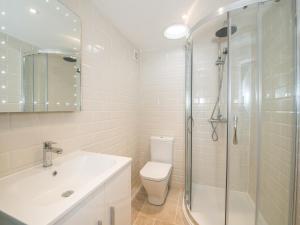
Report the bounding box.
[61,190,74,198]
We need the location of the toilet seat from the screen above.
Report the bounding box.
[140,161,172,182]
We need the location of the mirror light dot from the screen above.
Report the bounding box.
[1,11,6,16]
[29,8,38,15]
[1,41,5,45]
[1,70,6,74]
[1,26,6,30]
[56,102,60,105]
[1,100,6,104]
[1,56,6,59]
[56,6,60,10]
[1,85,6,89]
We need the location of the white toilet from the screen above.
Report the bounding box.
[140,136,174,205]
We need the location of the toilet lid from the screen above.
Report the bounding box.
[140,161,172,181]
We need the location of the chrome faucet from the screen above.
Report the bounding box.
[43,141,63,167]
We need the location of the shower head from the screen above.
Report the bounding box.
[63,56,77,63]
[215,26,237,38]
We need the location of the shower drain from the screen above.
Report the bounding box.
[61,190,74,198]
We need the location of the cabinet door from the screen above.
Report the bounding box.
[105,165,131,225]
[55,186,107,225]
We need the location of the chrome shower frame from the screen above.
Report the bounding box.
[184,0,300,225]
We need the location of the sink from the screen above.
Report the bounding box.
[0,151,131,225]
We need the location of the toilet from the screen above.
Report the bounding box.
[140,136,174,205]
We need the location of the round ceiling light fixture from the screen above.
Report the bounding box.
[164,24,189,40]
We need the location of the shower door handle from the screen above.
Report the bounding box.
[187,116,194,133]
[233,115,238,145]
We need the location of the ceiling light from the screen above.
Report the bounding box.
[73,19,77,23]
[72,28,77,32]
[182,14,188,20]
[1,56,5,59]
[1,100,6,104]
[29,8,38,15]
[218,7,225,15]
[1,11,6,16]
[65,13,69,17]
[1,70,6,74]
[1,85,6,89]
[56,6,60,11]
[45,0,49,2]
[1,26,6,30]
[1,41,5,45]
[164,24,189,40]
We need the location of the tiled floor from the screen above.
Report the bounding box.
[132,186,187,225]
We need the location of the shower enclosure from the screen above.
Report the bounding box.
[184,0,299,225]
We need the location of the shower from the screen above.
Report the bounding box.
[209,25,237,141]
[184,1,298,225]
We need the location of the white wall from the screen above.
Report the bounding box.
[0,0,142,193]
[139,48,186,187]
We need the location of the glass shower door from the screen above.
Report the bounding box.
[190,14,228,225]
[227,1,297,225]
[227,4,258,225]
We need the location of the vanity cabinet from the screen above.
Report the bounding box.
[55,165,131,225]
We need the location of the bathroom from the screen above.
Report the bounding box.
[0,0,299,225]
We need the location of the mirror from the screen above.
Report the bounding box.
[0,0,81,112]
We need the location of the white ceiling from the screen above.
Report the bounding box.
[92,0,237,51]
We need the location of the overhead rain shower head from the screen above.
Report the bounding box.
[63,56,77,62]
[215,26,238,38]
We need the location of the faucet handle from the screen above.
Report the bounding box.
[43,141,57,148]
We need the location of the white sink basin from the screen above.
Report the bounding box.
[0,151,131,225]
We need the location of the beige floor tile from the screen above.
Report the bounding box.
[132,189,147,221]
[132,187,187,225]
[154,219,175,225]
[174,207,186,225]
[139,197,178,223]
[167,186,183,203]
[133,215,156,225]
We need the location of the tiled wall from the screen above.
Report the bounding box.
[0,0,142,193]
[139,48,185,187]
[258,0,296,224]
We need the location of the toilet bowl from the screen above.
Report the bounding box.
[140,136,174,205]
[140,161,172,205]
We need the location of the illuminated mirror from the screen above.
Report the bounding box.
[0,0,81,112]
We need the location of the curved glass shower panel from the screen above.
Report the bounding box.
[185,1,298,225]
[190,13,228,225]
[257,0,297,225]
[227,4,258,225]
